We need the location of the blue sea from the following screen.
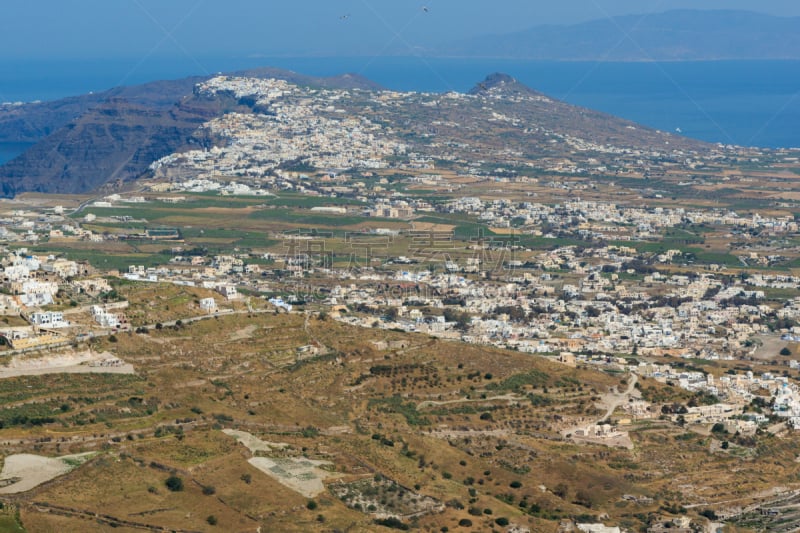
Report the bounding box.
[0,143,34,166]
[1,56,799,160]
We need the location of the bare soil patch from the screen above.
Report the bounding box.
[0,453,95,494]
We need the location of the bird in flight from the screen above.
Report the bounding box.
[339,14,350,20]
[422,6,429,12]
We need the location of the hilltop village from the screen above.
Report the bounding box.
[3,77,800,432]
[1,76,800,532]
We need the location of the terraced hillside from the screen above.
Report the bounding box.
[0,282,798,532]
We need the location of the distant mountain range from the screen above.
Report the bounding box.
[438,10,800,61]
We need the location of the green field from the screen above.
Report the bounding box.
[17,245,173,271]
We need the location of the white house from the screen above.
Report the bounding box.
[216,285,239,300]
[29,311,69,328]
[199,297,218,313]
[90,305,122,328]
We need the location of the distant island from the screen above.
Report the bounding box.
[436,9,800,61]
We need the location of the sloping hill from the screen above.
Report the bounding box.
[441,10,800,60]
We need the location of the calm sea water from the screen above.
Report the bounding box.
[1,57,798,152]
[0,143,34,165]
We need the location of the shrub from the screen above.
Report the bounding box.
[306,500,318,510]
[165,475,183,492]
[374,517,409,530]
[495,517,510,526]
[202,485,216,495]
[458,519,473,527]
[700,509,718,520]
[553,483,569,498]
[206,515,217,525]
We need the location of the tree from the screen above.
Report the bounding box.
[780,347,792,356]
[700,509,718,520]
[206,515,217,526]
[165,475,183,492]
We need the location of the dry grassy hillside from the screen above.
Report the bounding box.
[0,284,795,531]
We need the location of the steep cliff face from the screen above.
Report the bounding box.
[0,94,228,197]
[0,77,206,145]
[0,69,383,197]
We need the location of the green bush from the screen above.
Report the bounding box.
[374,517,409,530]
[165,475,183,492]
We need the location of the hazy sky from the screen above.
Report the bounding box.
[2,0,800,59]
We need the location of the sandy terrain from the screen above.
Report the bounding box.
[228,325,258,341]
[570,434,634,450]
[222,429,289,453]
[428,429,509,439]
[248,456,337,498]
[596,374,639,423]
[752,334,790,360]
[0,453,95,494]
[224,429,339,497]
[417,393,522,409]
[410,221,456,232]
[0,350,134,379]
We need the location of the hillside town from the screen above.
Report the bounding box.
[2,75,800,533]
